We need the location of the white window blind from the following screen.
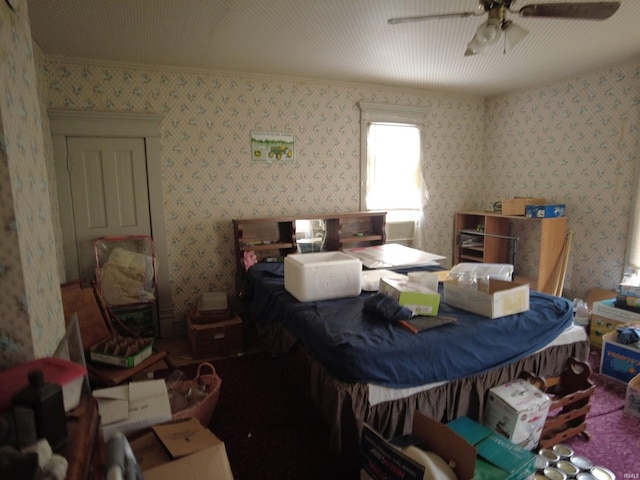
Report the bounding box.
[359,103,427,219]
[627,156,640,269]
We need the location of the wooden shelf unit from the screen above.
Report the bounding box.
[232,211,386,297]
[453,211,567,294]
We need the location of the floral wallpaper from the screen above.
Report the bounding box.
[2,5,639,356]
[482,64,640,297]
[41,59,485,331]
[0,2,64,367]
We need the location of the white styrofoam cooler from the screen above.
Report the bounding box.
[284,252,362,302]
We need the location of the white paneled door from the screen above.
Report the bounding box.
[66,136,151,281]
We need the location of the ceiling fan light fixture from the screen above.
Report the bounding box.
[475,18,502,45]
[504,22,529,49]
[464,36,485,56]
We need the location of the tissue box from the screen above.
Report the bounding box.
[284,252,362,302]
[378,277,440,316]
[524,204,566,218]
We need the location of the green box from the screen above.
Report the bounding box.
[378,277,440,316]
[447,417,535,480]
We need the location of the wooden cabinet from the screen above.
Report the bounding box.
[232,211,386,297]
[453,211,567,294]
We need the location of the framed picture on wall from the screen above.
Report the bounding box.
[251,131,295,163]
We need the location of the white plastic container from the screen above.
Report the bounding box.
[284,252,362,302]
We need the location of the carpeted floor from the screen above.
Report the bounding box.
[563,349,640,477]
[157,348,640,479]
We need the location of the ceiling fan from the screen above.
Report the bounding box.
[388,1,621,56]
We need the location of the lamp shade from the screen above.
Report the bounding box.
[475,18,502,45]
[504,22,529,48]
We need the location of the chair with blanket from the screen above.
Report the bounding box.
[61,280,173,387]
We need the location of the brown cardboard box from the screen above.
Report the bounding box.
[129,418,234,480]
[501,197,546,216]
[187,313,243,358]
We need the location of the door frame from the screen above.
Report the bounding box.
[50,110,174,335]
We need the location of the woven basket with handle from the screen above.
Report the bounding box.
[171,362,222,426]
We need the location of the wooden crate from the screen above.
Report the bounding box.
[186,313,243,358]
[520,357,595,448]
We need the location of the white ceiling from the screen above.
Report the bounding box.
[26,0,640,97]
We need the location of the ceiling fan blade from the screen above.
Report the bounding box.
[517,2,620,20]
[388,11,481,25]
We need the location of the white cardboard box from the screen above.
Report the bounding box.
[284,251,362,302]
[624,374,640,419]
[129,418,234,480]
[443,279,529,318]
[483,379,551,451]
[93,379,172,441]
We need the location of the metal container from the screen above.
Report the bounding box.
[590,466,616,480]
[552,443,575,460]
[570,455,594,471]
[543,467,568,480]
[556,460,580,477]
[535,453,550,470]
[576,474,598,480]
[539,447,561,464]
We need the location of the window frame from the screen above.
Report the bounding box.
[358,102,427,216]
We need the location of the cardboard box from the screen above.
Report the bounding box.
[90,334,153,368]
[624,374,640,419]
[186,313,243,358]
[619,275,640,298]
[128,418,234,480]
[623,373,640,419]
[600,331,640,383]
[589,299,640,347]
[93,379,172,441]
[524,204,566,218]
[483,379,551,450]
[378,277,440,316]
[360,413,535,480]
[443,279,529,318]
[501,197,546,216]
[589,313,629,348]
[360,412,476,480]
[593,299,640,323]
[448,417,535,480]
[284,251,362,302]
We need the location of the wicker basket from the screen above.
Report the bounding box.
[171,362,222,426]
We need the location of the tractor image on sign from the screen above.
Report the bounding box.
[268,145,293,160]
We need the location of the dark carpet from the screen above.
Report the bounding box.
[158,349,639,479]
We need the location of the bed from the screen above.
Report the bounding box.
[245,262,589,455]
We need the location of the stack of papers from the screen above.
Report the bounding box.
[345,243,445,269]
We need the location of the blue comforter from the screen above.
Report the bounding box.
[246,263,573,388]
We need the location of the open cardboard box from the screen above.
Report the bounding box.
[128,417,234,480]
[443,278,529,319]
[361,412,535,480]
[93,379,172,441]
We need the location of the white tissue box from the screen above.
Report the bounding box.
[284,252,362,302]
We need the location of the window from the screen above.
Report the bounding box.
[359,103,426,222]
[626,160,640,271]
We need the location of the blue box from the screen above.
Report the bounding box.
[600,331,640,383]
[525,204,566,218]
